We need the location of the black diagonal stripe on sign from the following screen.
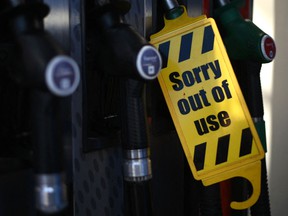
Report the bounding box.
[158,41,170,69]
[178,32,193,63]
[216,134,230,165]
[194,142,207,171]
[201,25,214,54]
[239,128,253,157]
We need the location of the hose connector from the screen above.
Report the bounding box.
[35,173,68,214]
[123,148,152,182]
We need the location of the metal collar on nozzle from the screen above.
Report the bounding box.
[215,0,231,8]
[162,0,184,20]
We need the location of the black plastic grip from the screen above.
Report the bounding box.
[242,61,264,118]
[31,90,64,174]
[232,60,264,118]
[120,79,148,150]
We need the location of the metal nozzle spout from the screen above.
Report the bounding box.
[215,0,231,7]
[162,0,180,11]
[162,0,184,20]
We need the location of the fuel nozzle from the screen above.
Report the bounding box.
[90,2,161,215]
[92,0,162,174]
[213,0,276,63]
[214,1,273,214]
[91,1,162,81]
[0,1,80,214]
[0,0,80,96]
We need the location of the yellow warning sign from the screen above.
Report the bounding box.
[150,7,264,210]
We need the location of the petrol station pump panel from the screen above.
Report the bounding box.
[150,6,264,210]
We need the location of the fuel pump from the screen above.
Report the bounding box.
[213,0,276,215]
[87,1,162,215]
[0,0,80,215]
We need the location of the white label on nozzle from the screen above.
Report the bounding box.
[45,55,80,97]
[136,45,162,80]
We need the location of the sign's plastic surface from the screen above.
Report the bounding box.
[150,7,264,210]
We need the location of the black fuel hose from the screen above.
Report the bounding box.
[121,78,153,216]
